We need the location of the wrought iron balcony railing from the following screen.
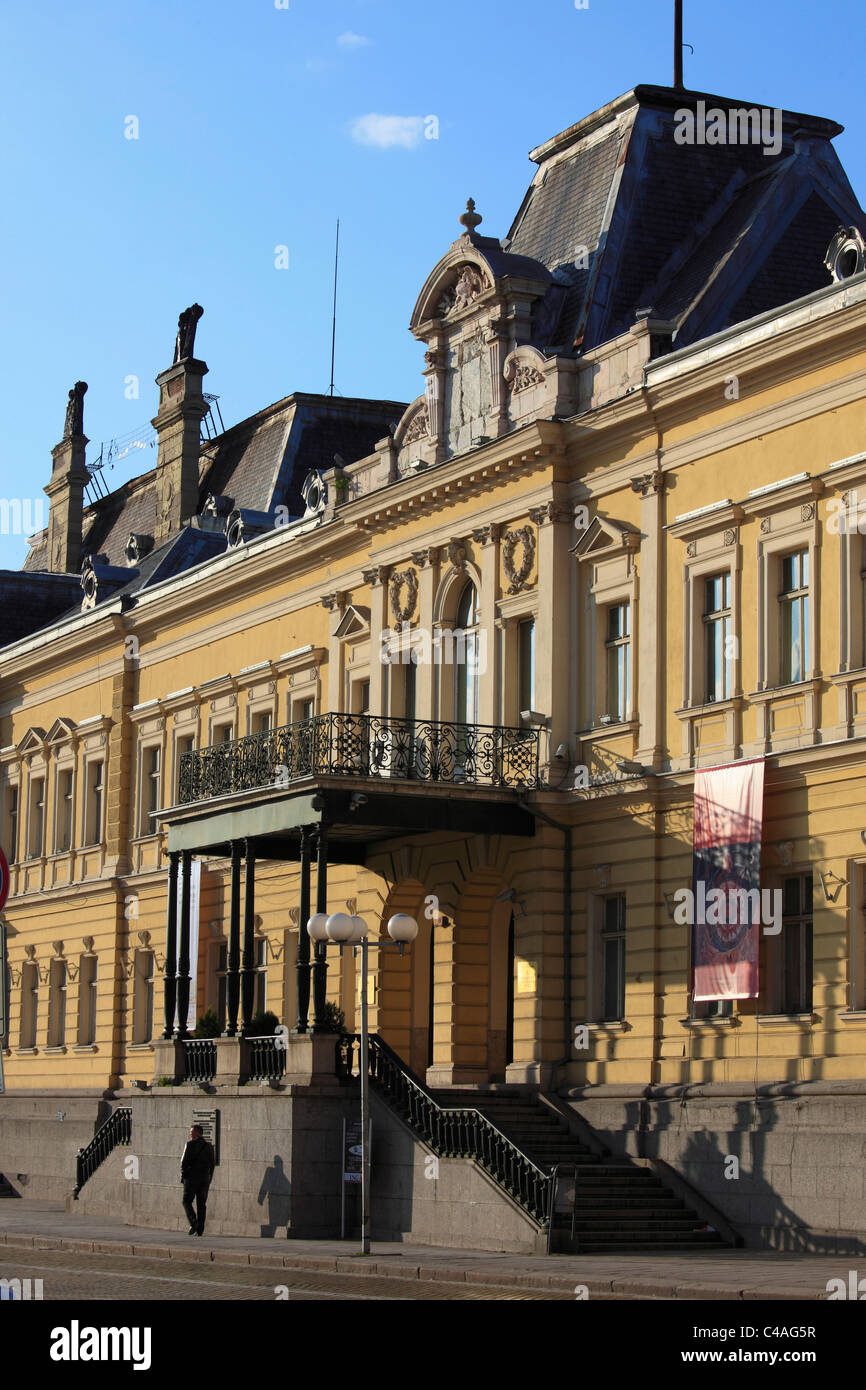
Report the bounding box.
[178,712,540,804]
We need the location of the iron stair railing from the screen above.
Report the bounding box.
[341,1033,551,1226]
[73,1107,132,1198]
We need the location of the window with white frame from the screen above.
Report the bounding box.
[250,710,273,735]
[77,953,97,1045]
[28,776,45,859]
[254,937,267,1017]
[175,733,195,801]
[139,746,161,834]
[703,573,732,702]
[5,782,19,863]
[604,603,631,723]
[55,768,74,852]
[48,957,67,1047]
[779,551,810,685]
[84,761,104,846]
[780,873,813,1014]
[132,948,154,1045]
[594,893,626,1022]
[19,960,38,1048]
[518,618,535,726]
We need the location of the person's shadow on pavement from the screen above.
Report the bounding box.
[257,1156,291,1237]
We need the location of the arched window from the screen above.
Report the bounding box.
[454,582,480,726]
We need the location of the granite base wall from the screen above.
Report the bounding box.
[565,1084,866,1255]
[0,1087,545,1252]
[0,1092,112,1201]
[66,1086,355,1238]
[369,1092,545,1254]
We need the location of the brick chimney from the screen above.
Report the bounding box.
[45,381,89,573]
[153,304,209,545]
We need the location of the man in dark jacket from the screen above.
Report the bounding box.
[181,1125,215,1236]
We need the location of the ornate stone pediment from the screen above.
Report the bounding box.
[572,516,640,561]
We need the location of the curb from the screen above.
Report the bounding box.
[0,1228,823,1300]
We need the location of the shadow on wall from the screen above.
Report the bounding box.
[256,1155,291,1237]
[648,1096,866,1257]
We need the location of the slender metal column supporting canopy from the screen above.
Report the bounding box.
[240,838,256,1035]
[295,827,312,1032]
[175,850,192,1039]
[312,824,329,1031]
[162,851,180,1038]
[225,840,242,1036]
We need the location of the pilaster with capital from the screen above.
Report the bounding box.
[632,469,666,769]
[410,548,440,721]
[423,342,448,463]
[364,565,392,716]
[471,525,500,725]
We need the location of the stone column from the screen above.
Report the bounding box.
[152,355,209,546]
[529,503,572,777]
[632,471,666,770]
[364,568,390,716]
[45,383,89,575]
[471,524,500,727]
[410,548,438,722]
[321,592,348,713]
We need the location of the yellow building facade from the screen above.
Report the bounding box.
[3,85,866,1249]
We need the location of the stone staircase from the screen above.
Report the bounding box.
[435,1089,730,1253]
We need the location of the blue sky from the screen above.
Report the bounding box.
[1,0,864,568]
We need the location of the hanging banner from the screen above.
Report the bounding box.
[692,758,765,1001]
[174,859,201,1030]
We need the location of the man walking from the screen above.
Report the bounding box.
[181,1124,215,1236]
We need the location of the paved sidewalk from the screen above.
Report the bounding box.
[0,1198,853,1300]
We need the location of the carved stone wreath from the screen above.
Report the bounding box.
[504,361,544,394]
[502,526,536,594]
[390,568,418,624]
[403,408,429,446]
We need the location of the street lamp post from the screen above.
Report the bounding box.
[308,908,418,1254]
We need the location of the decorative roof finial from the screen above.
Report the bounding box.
[459,198,482,234]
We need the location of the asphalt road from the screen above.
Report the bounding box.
[0,1244,573,1301]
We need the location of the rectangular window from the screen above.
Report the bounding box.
[781,874,813,1014]
[56,770,73,852]
[176,734,195,801]
[6,785,18,863]
[604,603,631,723]
[298,699,314,722]
[779,550,809,685]
[703,573,732,702]
[85,762,103,846]
[215,941,227,1032]
[599,894,626,1021]
[518,618,536,725]
[48,957,67,1047]
[19,961,38,1049]
[251,710,273,735]
[132,949,154,1045]
[78,954,97,1045]
[255,937,267,1018]
[29,777,45,859]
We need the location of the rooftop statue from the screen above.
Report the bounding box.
[63,381,87,439]
[173,303,204,364]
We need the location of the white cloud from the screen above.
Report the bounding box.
[337,31,371,48]
[350,114,424,149]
